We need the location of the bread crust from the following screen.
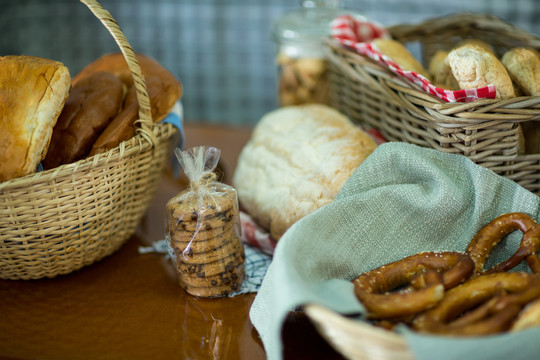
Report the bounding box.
[373,39,431,80]
[73,53,182,155]
[448,43,515,99]
[233,104,377,240]
[0,55,71,181]
[42,71,124,169]
[502,47,540,96]
[73,52,182,123]
[428,50,459,90]
[89,75,168,155]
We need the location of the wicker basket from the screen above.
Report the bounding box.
[305,304,413,360]
[0,0,177,280]
[324,13,540,195]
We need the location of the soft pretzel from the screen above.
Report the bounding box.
[413,272,540,336]
[465,212,538,275]
[352,251,474,319]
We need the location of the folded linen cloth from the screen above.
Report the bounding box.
[250,142,540,360]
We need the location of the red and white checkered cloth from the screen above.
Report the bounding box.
[240,211,277,256]
[330,14,498,103]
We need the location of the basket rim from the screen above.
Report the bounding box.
[387,12,540,44]
[325,11,540,119]
[324,37,540,123]
[304,303,414,359]
[0,122,176,191]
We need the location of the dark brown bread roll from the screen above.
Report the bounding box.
[73,53,182,155]
[42,71,124,169]
[89,75,173,155]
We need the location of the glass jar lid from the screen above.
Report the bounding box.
[271,1,349,44]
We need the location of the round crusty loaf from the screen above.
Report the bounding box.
[233,104,377,241]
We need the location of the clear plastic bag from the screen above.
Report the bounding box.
[166,146,245,297]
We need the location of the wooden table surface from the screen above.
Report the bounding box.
[0,123,345,360]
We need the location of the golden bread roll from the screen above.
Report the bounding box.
[0,55,71,181]
[505,48,540,155]
[233,104,377,241]
[448,43,515,99]
[42,71,124,169]
[501,47,540,96]
[428,50,459,90]
[373,39,431,80]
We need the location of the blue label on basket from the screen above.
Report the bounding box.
[162,101,184,150]
[162,101,185,179]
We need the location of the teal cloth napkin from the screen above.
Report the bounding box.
[249,142,540,360]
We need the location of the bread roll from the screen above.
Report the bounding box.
[233,104,377,241]
[373,39,431,80]
[73,53,182,155]
[428,50,459,90]
[89,84,139,156]
[89,74,175,155]
[73,52,182,123]
[501,47,540,96]
[448,43,515,99]
[0,55,71,181]
[42,71,124,169]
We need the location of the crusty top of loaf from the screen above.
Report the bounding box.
[0,55,71,181]
[232,104,377,240]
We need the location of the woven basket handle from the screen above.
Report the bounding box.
[80,0,157,146]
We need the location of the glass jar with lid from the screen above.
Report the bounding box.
[272,0,360,106]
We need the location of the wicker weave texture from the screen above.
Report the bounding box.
[325,13,540,195]
[0,0,177,280]
[305,304,413,360]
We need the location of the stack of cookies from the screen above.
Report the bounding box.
[166,185,245,298]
